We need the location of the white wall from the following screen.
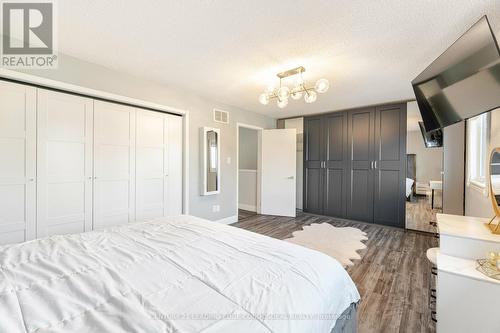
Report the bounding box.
[10,53,276,222]
[238,127,258,170]
[238,170,257,211]
[238,127,258,211]
[406,130,443,184]
[465,108,500,218]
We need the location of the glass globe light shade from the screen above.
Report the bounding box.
[258,93,270,105]
[277,86,290,100]
[291,88,303,100]
[277,98,289,109]
[315,78,330,93]
[304,90,317,103]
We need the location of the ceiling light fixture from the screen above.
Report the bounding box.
[259,66,329,108]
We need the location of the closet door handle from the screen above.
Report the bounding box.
[374,161,377,169]
[370,161,373,169]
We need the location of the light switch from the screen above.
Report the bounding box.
[226,157,231,164]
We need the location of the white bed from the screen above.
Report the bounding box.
[406,177,415,198]
[0,215,360,333]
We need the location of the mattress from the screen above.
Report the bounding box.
[406,177,414,197]
[0,215,360,333]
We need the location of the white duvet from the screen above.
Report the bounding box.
[0,215,360,333]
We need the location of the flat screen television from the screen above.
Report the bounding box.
[419,122,442,148]
[412,16,500,132]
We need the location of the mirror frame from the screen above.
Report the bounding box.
[487,147,500,233]
[200,127,221,196]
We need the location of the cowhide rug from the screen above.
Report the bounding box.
[285,223,368,267]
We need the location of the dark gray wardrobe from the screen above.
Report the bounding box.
[304,103,407,227]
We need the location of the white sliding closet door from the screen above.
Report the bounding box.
[166,114,183,216]
[37,90,93,237]
[94,101,136,229]
[0,81,36,245]
[136,110,166,220]
[136,111,183,219]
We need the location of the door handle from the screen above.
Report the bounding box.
[374,161,377,169]
[370,161,373,169]
[287,176,294,180]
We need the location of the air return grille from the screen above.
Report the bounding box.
[213,109,229,124]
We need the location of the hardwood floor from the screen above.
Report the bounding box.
[232,211,438,333]
[406,195,442,233]
[238,209,257,221]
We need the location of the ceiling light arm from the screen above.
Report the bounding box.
[258,66,329,107]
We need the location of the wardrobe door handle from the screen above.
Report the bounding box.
[370,161,373,169]
[374,161,377,169]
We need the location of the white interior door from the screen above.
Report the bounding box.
[166,114,183,216]
[136,110,166,220]
[37,90,93,237]
[260,129,297,217]
[0,81,36,244]
[94,101,136,229]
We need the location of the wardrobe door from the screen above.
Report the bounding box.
[303,116,324,214]
[135,110,166,220]
[373,104,406,227]
[165,114,183,216]
[94,101,136,229]
[347,108,375,223]
[37,90,93,237]
[323,112,348,218]
[0,81,36,244]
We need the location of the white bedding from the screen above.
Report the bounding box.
[0,215,359,333]
[406,178,414,198]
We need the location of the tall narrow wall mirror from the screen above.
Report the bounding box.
[201,127,221,195]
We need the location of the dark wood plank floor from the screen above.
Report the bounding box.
[238,209,257,221]
[406,195,441,233]
[232,211,438,333]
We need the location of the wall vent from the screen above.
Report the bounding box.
[213,109,229,124]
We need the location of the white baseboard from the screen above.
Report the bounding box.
[238,203,256,212]
[215,215,238,225]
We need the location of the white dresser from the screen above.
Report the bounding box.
[436,214,500,333]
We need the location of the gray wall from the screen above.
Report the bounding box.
[406,130,443,184]
[238,127,258,170]
[443,121,465,215]
[13,53,276,221]
[465,108,500,218]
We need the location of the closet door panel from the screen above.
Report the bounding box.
[0,81,36,244]
[166,114,183,216]
[324,112,347,218]
[303,117,324,214]
[94,101,136,229]
[325,169,344,217]
[374,104,406,227]
[37,90,93,237]
[347,108,375,222]
[136,110,166,220]
[305,168,322,213]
